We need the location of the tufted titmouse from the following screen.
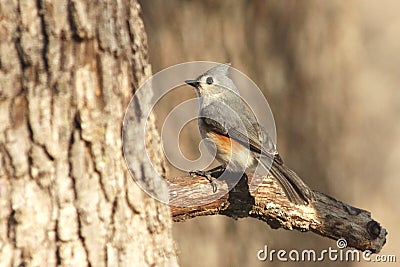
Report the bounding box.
[185,63,314,205]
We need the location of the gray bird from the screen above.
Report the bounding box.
[185,63,314,205]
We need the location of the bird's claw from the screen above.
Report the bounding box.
[189,170,218,193]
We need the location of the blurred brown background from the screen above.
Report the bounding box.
[139,0,400,266]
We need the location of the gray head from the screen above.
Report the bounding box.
[185,63,239,99]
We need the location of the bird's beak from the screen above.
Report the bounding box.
[185,80,199,88]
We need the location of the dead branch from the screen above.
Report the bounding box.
[168,173,387,253]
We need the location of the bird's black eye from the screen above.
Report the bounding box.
[206,77,213,85]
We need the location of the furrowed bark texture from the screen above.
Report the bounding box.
[0,1,178,266]
[169,173,387,253]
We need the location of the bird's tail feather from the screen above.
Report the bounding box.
[257,158,314,205]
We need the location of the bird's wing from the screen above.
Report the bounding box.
[200,101,276,161]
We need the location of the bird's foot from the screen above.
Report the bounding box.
[189,170,218,193]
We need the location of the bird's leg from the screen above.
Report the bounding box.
[189,170,217,192]
[206,165,226,176]
[189,165,226,192]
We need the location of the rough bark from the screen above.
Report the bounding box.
[169,173,387,253]
[0,1,177,266]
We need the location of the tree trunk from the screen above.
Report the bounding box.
[0,1,178,266]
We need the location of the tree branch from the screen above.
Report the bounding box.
[168,173,387,253]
